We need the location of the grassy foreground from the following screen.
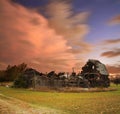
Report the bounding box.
[0,85,120,114]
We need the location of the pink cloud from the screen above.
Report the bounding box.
[0,0,76,72]
[108,14,120,25]
[46,1,92,54]
[101,48,120,58]
[103,38,120,44]
[106,65,120,74]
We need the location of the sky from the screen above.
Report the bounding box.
[0,0,120,74]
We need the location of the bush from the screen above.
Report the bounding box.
[14,75,28,88]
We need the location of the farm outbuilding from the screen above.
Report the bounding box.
[14,59,110,88]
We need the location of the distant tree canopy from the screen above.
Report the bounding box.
[111,77,120,85]
[0,63,27,82]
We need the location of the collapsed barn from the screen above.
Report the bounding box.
[14,59,110,88]
[81,59,110,87]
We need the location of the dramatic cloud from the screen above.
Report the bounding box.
[0,0,76,72]
[107,65,120,74]
[46,0,92,54]
[101,48,120,58]
[108,14,120,25]
[103,38,120,44]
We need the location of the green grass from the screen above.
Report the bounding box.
[0,84,120,114]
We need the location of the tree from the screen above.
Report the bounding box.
[0,70,6,82]
[113,77,120,85]
[0,63,27,82]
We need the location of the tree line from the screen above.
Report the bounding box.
[0,63,27,82]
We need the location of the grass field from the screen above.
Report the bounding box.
[0,84,120,114]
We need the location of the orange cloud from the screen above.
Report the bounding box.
[0,0,76,72]
[101,48,120,58]
[106,65,120,74]
[103,38,120,44]
[108,14,120,25]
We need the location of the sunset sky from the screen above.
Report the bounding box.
[0,0,120,74]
